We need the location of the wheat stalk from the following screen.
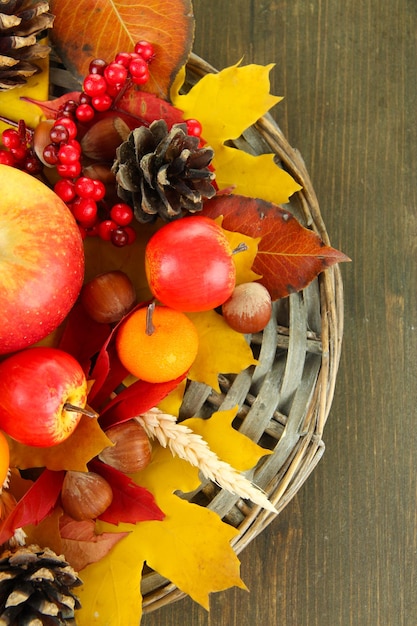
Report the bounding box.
[136,408,277,513]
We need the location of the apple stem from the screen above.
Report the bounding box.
[146,302,156,336]
[232,242,248,255]
[64,403,98,419]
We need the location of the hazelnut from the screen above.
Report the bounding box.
[99,420,152,474]
[61,470,113,520]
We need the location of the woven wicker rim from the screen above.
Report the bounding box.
[138,53,344,612]
[50,50,344,612]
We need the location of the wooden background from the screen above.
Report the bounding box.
[142,1,417,624]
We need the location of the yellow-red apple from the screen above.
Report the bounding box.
[0,347,93,446]
[0,165,84,354]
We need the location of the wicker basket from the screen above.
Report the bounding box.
[136,53,345,612]
[50,50,344,613]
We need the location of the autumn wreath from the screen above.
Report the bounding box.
[0,1,347,624]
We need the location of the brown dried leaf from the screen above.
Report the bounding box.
[50,0,195,98]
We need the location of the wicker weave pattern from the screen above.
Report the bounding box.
[140,54,344,611]
[50,51,343,611]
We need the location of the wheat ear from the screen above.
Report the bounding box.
[136,408,277,514]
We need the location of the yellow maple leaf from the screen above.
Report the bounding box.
[187,309,258,392]
[8,416,112,472]
[215,216,261,284]
[171,62,302,204]
[184,406,272,472]
[76,444,246,625]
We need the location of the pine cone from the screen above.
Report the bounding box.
[112,119,216,223]
[0,544,82,625]
[0,1,54,91]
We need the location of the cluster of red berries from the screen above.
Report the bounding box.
[0,40,204,247]
[0,121,42,174]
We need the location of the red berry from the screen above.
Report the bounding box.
[0,149,15,166]
[71,197,98,224]
[58,143,80,164]
[185,118,203,137]
[132,72,149,86]
[91,179,106,201]
[98,219,118,241]
[110,202,133,226]
[79,93,92,105]
[91,94,113,111]
[89,58,107,75]
[111,227,129,247]
[105,83,123,98]
[54,117,78,140]
[61,99,78,117]
[56,161,82,178]
[54,179,76,203]
[24,154,42,175]
[114,52,132,67]
[83,73,107,97]
[75,176,96,198]
[76,103,95,123]
[10,144,28,162]
[128,57,148,78]
[124,225,137,244]
[49,124,69,144]
[42,143,60,166]
[2,128,22,149]
[104,62,128,85]
[134,41,155,62]
[78,225,88,240]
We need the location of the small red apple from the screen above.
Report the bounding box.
[0,165,85,354]
[145,215,236,312]
[0,347,93,447]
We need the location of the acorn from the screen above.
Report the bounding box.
[60,470,113,521]
[80,270,137,324]
[99,420,152,474]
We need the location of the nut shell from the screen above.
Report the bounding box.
[81,270,136,324]
[99,420,152,474]
[222,282,272,333]
[61,470,113,520]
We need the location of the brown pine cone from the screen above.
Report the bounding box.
[0,1,54,91]
[112,119,216,223]
[0,543,82,624]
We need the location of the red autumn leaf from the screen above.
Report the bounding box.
[202,195,350,300]
[98,375,186,430]
[87,302,151,408]
[115,89,185,128]
[49,0,195,99]
[58,302,111,374]
[91,460,165,524]
[22,92,82,119]
[59,515,129,572]
[0,470,65,544]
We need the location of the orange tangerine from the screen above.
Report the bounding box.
[116,304,199,383]
[0,430,9,487]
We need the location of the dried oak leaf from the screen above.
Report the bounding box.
[49,0,195,98]
[202,194,350,300]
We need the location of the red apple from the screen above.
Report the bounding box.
[0,165,85,354]
[0,347,92,447]
[145,215,236,311]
